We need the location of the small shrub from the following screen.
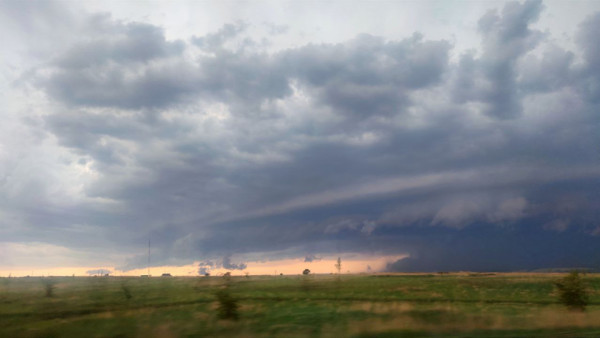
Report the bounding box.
[121,283,132,300]
[555,270,588,311]
[215,273,239,320]
[215,288,239,320]
[42,278,56,298]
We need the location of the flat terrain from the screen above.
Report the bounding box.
[2,273,600,337]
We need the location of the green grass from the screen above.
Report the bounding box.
[1,273,600,337]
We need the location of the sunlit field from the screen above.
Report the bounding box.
[2,273,600,337]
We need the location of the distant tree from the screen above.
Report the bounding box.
[335,257,342,274]
[41,278,56,297]
[555,270,589,311]
[302,269,310,275]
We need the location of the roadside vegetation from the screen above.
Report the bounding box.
[1,273,600,337]
[555,270,589,311]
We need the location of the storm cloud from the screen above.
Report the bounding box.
[222,256,247,271]
[1,0,600,273]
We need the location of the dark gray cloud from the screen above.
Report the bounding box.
[4,1,600,272]
[197,267,210,275]
[283,33,451,120]
[518,44,574,93]
[56,17,184,69]
[197,261,214,275]
[36,19,449,118]
[385,219,600,272]
[40,62,196,110]
[453,0,544,119]
[222,256,247,270]
[35,19,289,111]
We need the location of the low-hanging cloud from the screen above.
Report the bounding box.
[304,255,322,262]
[86,269,112,276]
[222,256,247,270]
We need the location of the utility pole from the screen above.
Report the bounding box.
[148,237,151,277]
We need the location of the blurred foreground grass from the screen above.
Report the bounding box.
[2,273,600,337]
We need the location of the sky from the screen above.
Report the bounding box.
[1,0,600,276]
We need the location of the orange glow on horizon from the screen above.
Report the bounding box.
[0,254,407,277]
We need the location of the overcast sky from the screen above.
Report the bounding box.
[1,0,600,275]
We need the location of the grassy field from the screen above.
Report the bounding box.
[2,273,600,337]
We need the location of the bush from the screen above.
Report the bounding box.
[215,272,238,320]
[555,270,588,311]
[41,278,56,298]
[121,283,132,300]
[215,288,239,320]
